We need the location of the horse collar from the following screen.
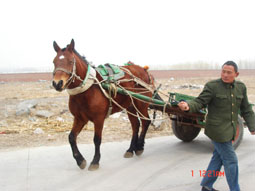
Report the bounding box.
[66,64,96,96]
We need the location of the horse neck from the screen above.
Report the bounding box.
[69,54,88,88]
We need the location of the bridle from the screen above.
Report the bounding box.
[53,56,93,91]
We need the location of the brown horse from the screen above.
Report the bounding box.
[52,39,154,170]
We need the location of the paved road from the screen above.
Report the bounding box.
[0,131,254,191]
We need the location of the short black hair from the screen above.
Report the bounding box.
[222,61,238,72]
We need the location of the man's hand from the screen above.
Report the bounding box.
[178,101,190,111]
[251,131,255,135]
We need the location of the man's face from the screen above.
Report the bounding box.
[221,65,239,83]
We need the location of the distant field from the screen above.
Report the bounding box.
[0,69,254,82]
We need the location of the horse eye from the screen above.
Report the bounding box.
[70,58,75,64]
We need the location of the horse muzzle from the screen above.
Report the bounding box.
[52,80,64,91]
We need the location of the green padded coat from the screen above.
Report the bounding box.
[188,79,255,142]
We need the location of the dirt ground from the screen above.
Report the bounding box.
[0,70,254,151]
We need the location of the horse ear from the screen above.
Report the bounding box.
[53,41,61,52]
[68,39,75,52]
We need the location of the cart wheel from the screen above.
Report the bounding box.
[232,115,244,149]
[171,117,201,142]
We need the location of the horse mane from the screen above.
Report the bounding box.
[61,46,88,64]
[73,49,87,64]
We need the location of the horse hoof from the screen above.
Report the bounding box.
[79,160,87,169]
[135,150,144,156]
[88,164,99,171]
[124,151,134,158]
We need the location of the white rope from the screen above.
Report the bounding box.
[117,83,150,120]
[119,66,155,93]
[117,83,170,121]
[92,75,169,121]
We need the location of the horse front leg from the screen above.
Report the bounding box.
[88,120,104,171]
[69,118,87,169]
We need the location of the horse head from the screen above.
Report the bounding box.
[52,39,83,92]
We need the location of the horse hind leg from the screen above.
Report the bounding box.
[124,107,140,158]
[135,106,151,156]
[69,118,87,169]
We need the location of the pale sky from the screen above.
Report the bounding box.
[0,0,255,72]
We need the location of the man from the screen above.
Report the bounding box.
[178,61,255,191]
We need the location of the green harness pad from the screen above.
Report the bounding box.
[96,63,125,81]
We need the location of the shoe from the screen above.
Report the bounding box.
[201,186,219,191]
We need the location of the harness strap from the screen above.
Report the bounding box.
[82,64,91,86]
[106,85,113,118]
[53,68,72,75]
[119,66,155,93]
